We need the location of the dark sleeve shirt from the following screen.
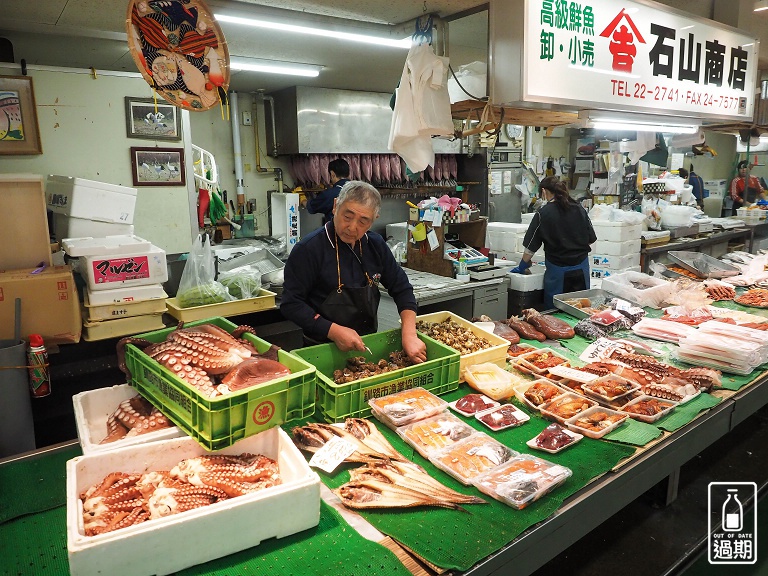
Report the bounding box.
[306,179,349,224]
[522,201,597,266]
[281,223,417,340]
[689,172,705,203]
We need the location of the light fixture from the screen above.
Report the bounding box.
[229,57,323,77]
[579,110,701,134]
[755,0,768,12]
[215,14,412,49]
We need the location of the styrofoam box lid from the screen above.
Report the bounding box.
[47,174,138,197]
[590,220,642,228]
[62,235,152,257]
[66,427,321,576]
[86,284,167,306]
[73,384,183,454]
[486,222,529,233]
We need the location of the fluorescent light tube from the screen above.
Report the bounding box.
[216,14,412,49]
[591,121,699,134]
[229,57,322,77]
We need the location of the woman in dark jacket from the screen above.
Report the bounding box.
[510,176,597,308]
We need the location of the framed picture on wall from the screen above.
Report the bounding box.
[125,97,181,141]
[130,147,186,186]
[0,75,43,155]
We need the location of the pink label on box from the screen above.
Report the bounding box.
[92,256,150,283]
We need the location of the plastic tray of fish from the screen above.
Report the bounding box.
[553,289,642,319]
[428,432,518,485]
[526,423,583,454]
[513,347,571,376]
[368,387,449,429]
[513,379,568,412]
[448,393,500,417]
[580,375,641,403]
[667,251,740,279]
[539,393,597,425]
[565,406,628,439]
[618,394,677,423]
[474,404,530,432]
[471,454,573,510]
[396,412,478,458]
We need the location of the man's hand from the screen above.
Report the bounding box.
[510,259,532,275]
[402,331,427,364]
[327,323,366,353]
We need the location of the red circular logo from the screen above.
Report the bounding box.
[252,401,276,425]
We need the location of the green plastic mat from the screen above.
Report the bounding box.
[604,417,663,446]
[0,507,70,576]
[294,385,635,572]
[0,444,81,525]
[656,393,722,432]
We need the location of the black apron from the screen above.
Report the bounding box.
[305,225,380,345]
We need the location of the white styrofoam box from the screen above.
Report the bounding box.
[486,230,518,252]
[590,265,641,280]
[486,222,529,234]
[62,235,152,257]
[704,179,727,190]
[496,250,546,266]
[73,384,183,454]
[589,253,641,270]
[591,222,642,242]
[86,284,167,306]
[83,245,168,291]
[47,175,137,224]
[521,212,535,225]
[592,238,641,256]
[507,265,546,291]
[447,71,486,104]
[707,188,725,199]
[386,222,408,245]
[67,427,321,576]
[54,213,135,240]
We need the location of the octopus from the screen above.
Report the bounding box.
[523,380,563,406]
[541,395,594,421]
[117,322,287,399]
[80,453,280,536]
[571,410,626,433]
[100,395,173,444]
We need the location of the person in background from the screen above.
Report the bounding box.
[678,167,704,208]
[306,158,350,224]
[729,160,765,215]
[282,181,427,363]
[510,176,597,309]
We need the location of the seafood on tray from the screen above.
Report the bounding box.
[568,408,627,434]
[473,454,572,510]
[582,375,639,400]
[368,387,448,427]
[531,423,578,451]
[335,459,486,511]
[621,396,676,421]
[416,318,492,354]
[80,453,280,536]
[398,413,476,456]
[476,404,529,431]
[735,288,768,307]
[516,348,570,374]
[540,393,596,422]
[431,434,517,484]
[521,380,565,407]
[631,318,697,343]
[507,343,536,357]
[703,282,736,301]
[453,393,498,415]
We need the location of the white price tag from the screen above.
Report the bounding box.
[547,364,599,382]
[308,436,357,473]
[427,228,440,251]
[613,299,632,311]
[432,210,443,227]
[579,337,622,364]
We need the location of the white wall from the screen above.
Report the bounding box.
[0,64,196,254]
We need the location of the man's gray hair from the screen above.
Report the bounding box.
[337,180,381,217]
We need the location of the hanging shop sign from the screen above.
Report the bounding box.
[490,0,759,121]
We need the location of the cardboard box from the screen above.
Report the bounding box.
[0,174,53,270]
[0,266,81,344]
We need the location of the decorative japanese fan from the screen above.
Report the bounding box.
[126,0,230,112]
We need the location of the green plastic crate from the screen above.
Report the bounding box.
[124,317,316,451]
[293,329,460,423]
